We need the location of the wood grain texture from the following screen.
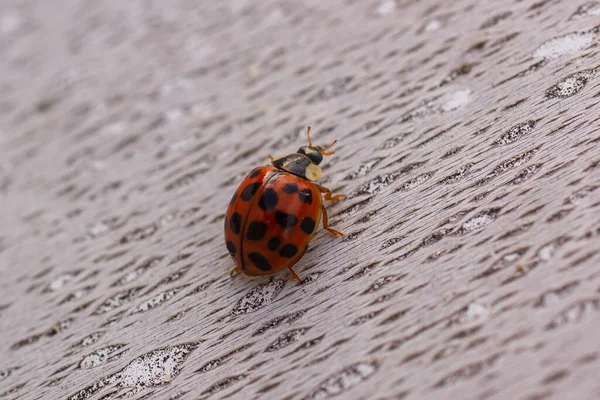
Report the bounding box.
[1,1,600,399]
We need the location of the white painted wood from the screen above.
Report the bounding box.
[1,1,600,399]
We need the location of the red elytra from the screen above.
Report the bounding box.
[224,127,344,281]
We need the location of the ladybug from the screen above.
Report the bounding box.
[224,127,344,281]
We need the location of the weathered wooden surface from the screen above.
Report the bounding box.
[1,0,600,399]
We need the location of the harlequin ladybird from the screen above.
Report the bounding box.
[224,127,344,281]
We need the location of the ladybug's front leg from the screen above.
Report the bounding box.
[316,184,345,202]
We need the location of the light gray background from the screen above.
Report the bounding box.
[1,1,600,399]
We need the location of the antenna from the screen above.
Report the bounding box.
[306,126,313,147]
[320,140,337,156]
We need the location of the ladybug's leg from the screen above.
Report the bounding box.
[321,203,343,237]
[316,184,345,202]
[287,245,308,282]
[230,266,241,278]
[317,185,343,236]
[288,266,301,282]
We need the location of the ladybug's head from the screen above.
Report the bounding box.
[296,126,337,166]
[296,145,324,165]
[271,127,337,181]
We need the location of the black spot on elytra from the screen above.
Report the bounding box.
[246,221,267,240]
[267,237,281,251]
[300,217,316,234]
[259,188,279,211]
[248,252,272,271]
[276,212,297,228]
[226,241,236,256]
[240,183,261,201]
[279,244,298,258]
[229,212,242,234]
[250,168,263,178]
[299,188,313,204]
[229,192,237,205]
[283,183,299,194]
